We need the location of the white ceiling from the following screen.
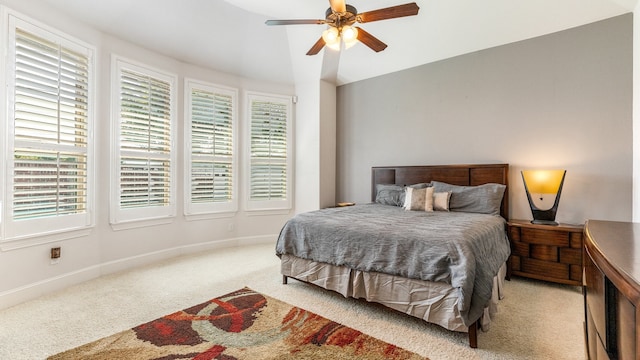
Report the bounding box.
[35,0,636,85]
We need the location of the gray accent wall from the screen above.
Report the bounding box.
[336,14,633,224]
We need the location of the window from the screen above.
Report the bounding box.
[1,8,95,245]
[245,92,293,211]
[110,56,177,227]
[185,79,238,216]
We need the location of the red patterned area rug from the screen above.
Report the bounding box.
[48,287,427,359]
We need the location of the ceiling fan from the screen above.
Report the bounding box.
[265,0,420,56]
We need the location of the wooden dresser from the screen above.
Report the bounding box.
[584,220,640,359]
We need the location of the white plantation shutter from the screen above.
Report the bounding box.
[3,12,95,242]
[119,70,171,208]
[13,150,87,218]
[246,92,292,211]
[185,80,237,215]
[111,57,176,225]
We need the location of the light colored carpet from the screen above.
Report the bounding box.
[0,242,585,360]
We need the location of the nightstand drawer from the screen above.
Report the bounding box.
[530,244,558,262]
[521,257,569,281]
[520,228,569,246]
[511,240,529,257]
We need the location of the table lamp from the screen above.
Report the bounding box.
[521,169,566,225]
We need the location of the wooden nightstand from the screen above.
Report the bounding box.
[336,202,355,207]
[507,219,584,286]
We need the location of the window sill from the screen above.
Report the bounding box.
[245,208,292,216]
[110,216,174,231]
[184,211,237,222]
[0,227,93,251]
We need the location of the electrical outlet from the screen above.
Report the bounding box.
[50,247,61,265]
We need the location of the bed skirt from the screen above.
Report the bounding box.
[280,254,507,333]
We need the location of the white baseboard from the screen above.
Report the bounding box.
[0,235,275,310]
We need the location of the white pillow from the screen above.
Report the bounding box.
[404,187,434,212]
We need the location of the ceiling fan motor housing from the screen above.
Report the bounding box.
[325,4,358,28]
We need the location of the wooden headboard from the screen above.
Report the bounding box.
[371,164,509,219]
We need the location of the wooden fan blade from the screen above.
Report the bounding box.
[356,27,387,52]
[357,2,419,23]
[306,37,326,56]
[329,0,346,13]
[265,19,325,26]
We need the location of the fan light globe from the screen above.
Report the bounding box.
[325,40,341,51]
[342,25,358,41]
[342,25,358,49]
[322,27,340,45]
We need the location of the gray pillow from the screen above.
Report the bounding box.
[375,184,404,206]
[431,181,506,215]
[375,182,432,207]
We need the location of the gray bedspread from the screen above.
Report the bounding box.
[275,203,511,326]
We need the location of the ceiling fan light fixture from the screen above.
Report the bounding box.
[344,38,358,49]
[341,25,358,41]
[322,27,340,43]
[342,26,359,49]
[326,40,341,51]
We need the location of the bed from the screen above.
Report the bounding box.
[276,164,510,348]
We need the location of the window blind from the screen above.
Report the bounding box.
[119,69,172,209]
[190,89,233,204]
[249,99,288,201]
[12,28,89,220]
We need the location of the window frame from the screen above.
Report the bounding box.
[184,78,238,218]
[244,91,293,213]
[110,55,177,229]
[0,6,96,248]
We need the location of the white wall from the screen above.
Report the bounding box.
[0,0,295,309]
[294,81,321,214]
[336,14,633,225]
[293,79,337,213]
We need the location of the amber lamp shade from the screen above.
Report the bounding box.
[521,170,566,225]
